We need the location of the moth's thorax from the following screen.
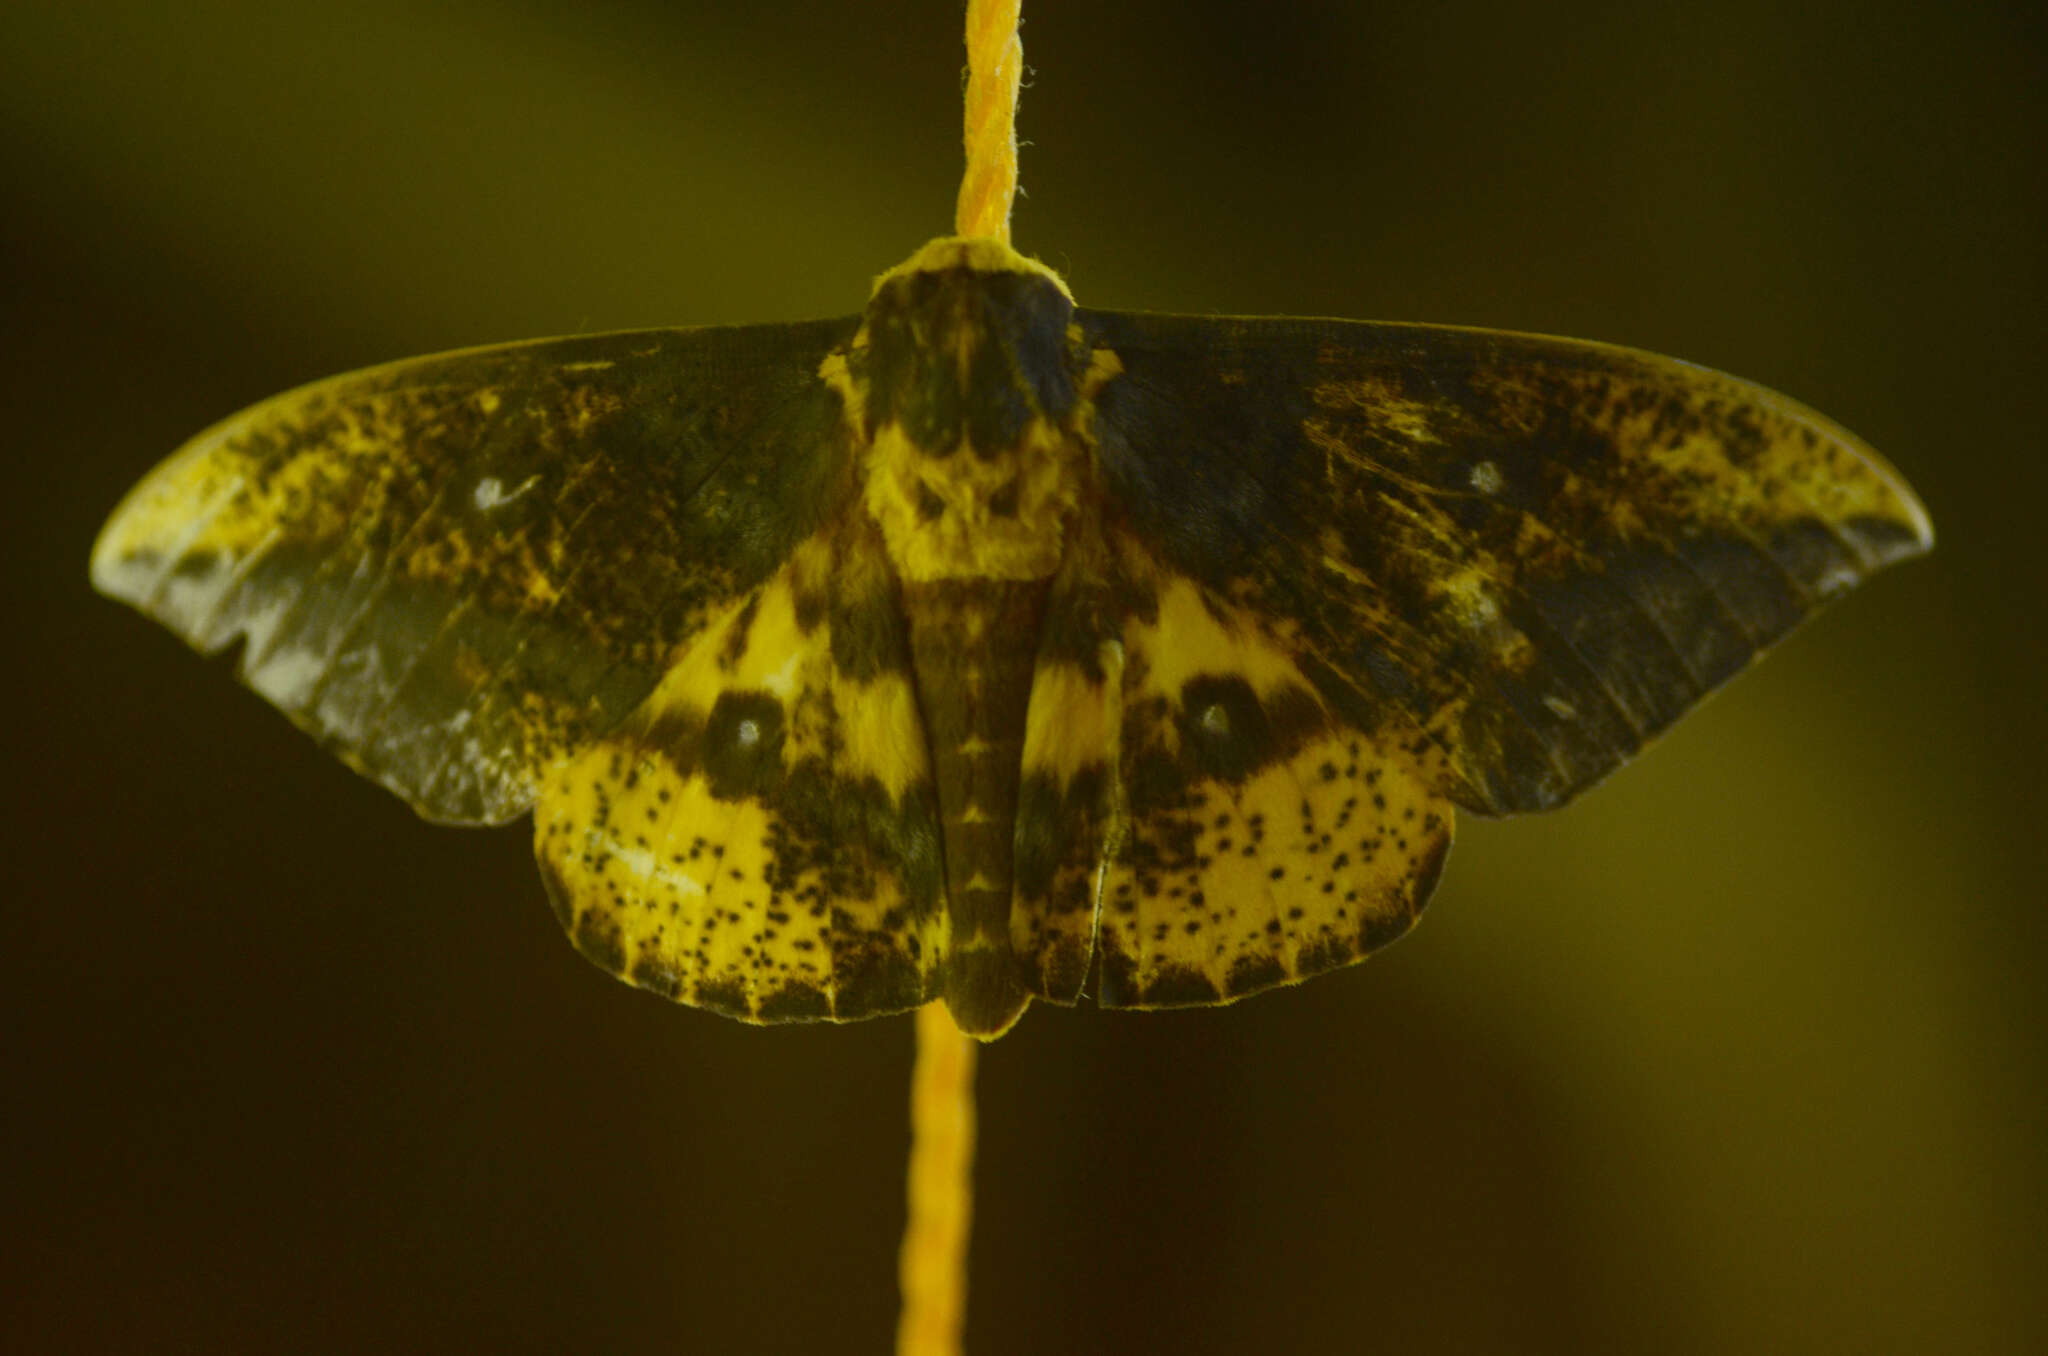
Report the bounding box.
[858,237,1077,443]
[861,417,1083,582]
[830,237,1092,583]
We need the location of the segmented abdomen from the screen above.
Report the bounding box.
[904,578,1049,1033]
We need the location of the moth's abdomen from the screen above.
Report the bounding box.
[904,578,1048,1037]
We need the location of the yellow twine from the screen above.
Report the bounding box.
[896,1002,980,1356]
[897,7,1021,1353]
[955,0,1022,242]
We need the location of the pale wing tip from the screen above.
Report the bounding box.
[89,496,175,613]
[1815,409,1934,561]
[90,465,161,604]
[1735,375,1934,566]
[88,512,136,602]
[1864,481,1935,564]
[90,403,267,618]
[1885,472,1936,556]
[1825,428,1935,567]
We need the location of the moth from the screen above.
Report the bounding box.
[94,236,1930,1037]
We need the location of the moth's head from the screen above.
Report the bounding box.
[857,237,1079,453]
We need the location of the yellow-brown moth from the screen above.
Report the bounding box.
[93,236,1931,1037]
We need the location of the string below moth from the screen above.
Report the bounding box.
[93,236,1931,1037]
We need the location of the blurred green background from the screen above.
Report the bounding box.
[4,1,2041,1351]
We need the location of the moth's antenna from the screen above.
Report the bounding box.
[955,0,1022,242]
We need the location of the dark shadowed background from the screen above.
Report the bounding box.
[5,1,2042,1351]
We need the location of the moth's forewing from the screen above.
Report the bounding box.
[1008,528,1129,1005]
[1080,311,1932,820]
[1064,309,1929,1010]
[93,320,857,825]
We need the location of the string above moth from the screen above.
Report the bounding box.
[93,234,1930,1038]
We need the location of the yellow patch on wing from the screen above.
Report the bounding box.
[1010,648,1123,1004]
[532,539,947,1022]
[1094,545,1454,1009]
[1020,658,1120,788]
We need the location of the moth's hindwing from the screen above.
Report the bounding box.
[1010,536,1127,1006]
[91,320,859,824]
[1080,310,1933,816]
[1090,537,1453,1008]
[533,515,947,1022]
